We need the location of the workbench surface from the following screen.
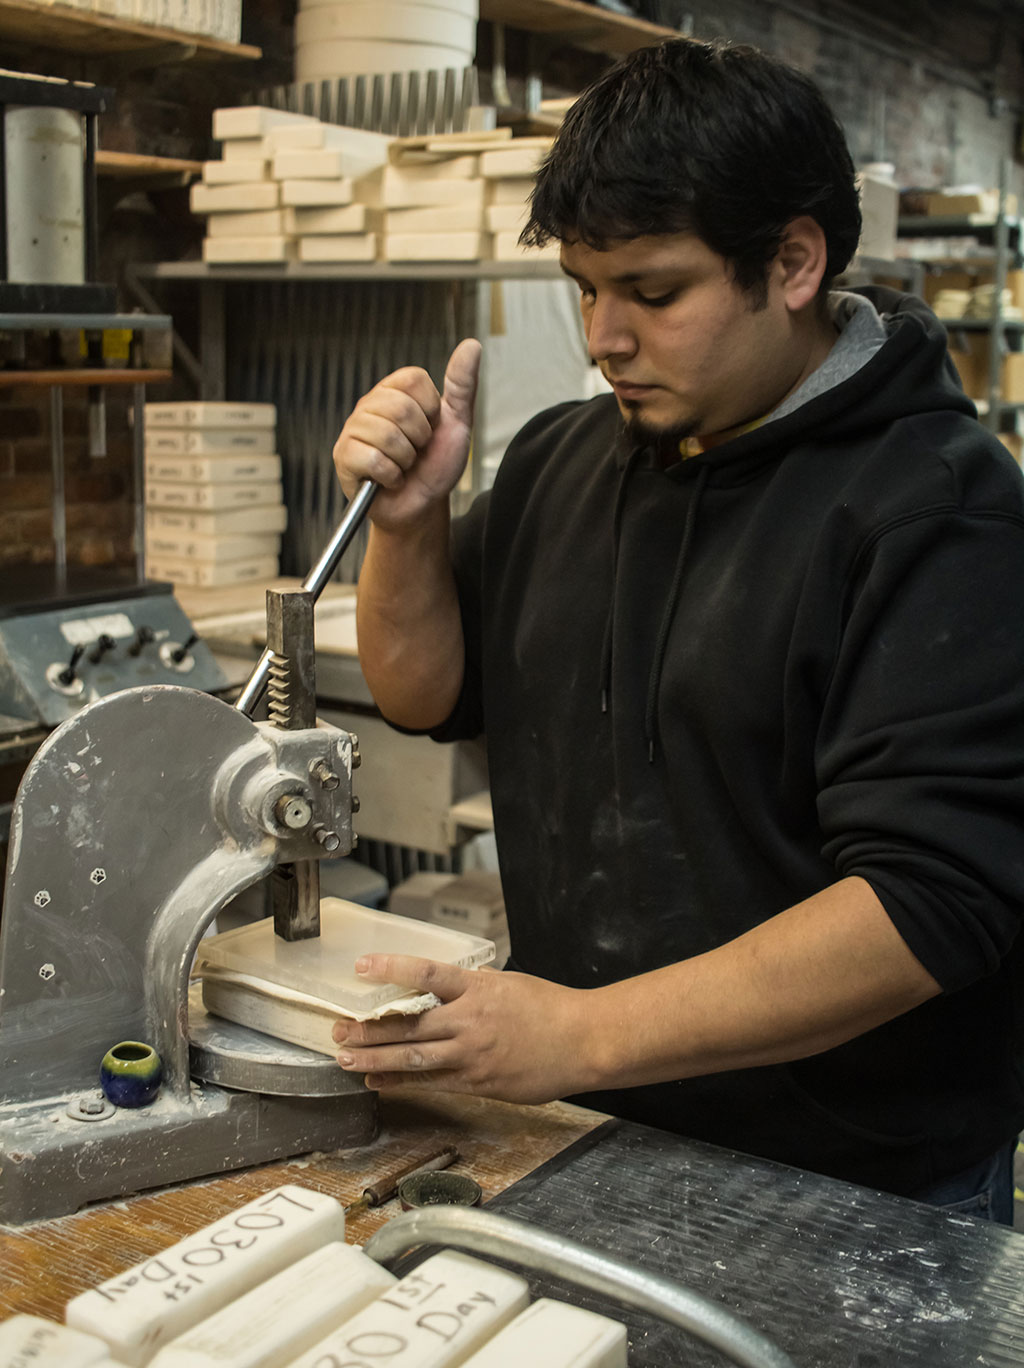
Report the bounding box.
[0,1090,600,1322]
[5,1091,1024,1367]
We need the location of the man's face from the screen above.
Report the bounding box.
[560,232,818,451]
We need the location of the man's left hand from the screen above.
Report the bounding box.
[332,956,596,1105]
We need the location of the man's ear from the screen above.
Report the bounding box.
[774,216,829,312]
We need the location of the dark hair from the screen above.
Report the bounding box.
[522,40,862,300]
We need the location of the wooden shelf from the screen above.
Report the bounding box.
[898,214,1021,237]
[479,0,679,55]
[0,367,172,386]
[0,0,261,61]
[939,316,1024,330]
[96,149,202,179]
[136,259,565,282]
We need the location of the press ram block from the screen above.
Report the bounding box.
[65,1186,345,1367]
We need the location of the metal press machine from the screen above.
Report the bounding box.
[0,486,380,1225]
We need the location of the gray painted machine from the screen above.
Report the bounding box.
[0,487,380,1224]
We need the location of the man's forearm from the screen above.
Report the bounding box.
[583,876,942,1091]
[356,507,465,729]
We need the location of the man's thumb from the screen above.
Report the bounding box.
[442,337,482,427]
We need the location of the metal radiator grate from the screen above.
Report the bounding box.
[224,276,478,580]
[250,67,481,137]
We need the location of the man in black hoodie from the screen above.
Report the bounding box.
[331,40,1024,1221]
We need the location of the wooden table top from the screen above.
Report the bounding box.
[0,1089,603,1323]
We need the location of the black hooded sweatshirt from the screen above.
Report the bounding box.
[431,287,1024,1196]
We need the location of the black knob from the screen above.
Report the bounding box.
[128,625,155,657]
[171,632,199,665]
[88,633,116,665]
[58,644,85,687]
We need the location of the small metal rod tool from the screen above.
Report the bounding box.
[344,1145,461,1218]
[236,479,378,717]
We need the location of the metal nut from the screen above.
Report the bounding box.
[314,826,341,852]
[309,759,340,791]
[274,793,313,830]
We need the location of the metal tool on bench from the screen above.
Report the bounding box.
[365,1207,796,1368]
[0,483,377,1224]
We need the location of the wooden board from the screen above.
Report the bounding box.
[0,369,172,387]
[0,0,261,59]
[0,1090,603,1323]
[479,0,678,55]
[97,150,202,179]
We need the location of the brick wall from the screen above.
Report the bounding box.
[0,388,136,573]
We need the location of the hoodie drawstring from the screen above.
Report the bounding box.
[598,445,644,713]
[644,462,709,761]
[600,455,710,762]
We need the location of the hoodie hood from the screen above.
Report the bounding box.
[612,286,978,488]
[600,286,980,756]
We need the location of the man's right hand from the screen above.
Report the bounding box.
[333,337,482,532]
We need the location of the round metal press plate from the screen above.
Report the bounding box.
[188,982,364,1098]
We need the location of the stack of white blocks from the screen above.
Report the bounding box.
[71,0,243,44]
[144,401,287,589]
[0,1182,628,1367]
[193,107,559,265]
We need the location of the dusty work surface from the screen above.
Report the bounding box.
[485,1118,1024,1367]
[0,1090,600,1322]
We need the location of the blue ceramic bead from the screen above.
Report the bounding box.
[99,1041,163,1108]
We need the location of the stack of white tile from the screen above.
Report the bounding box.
[482,138,559,262]
[88,0,242,43]
[192,111,560,264]
[383,131,558,263]
[193,107,392,264]
[143,401,287,589]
